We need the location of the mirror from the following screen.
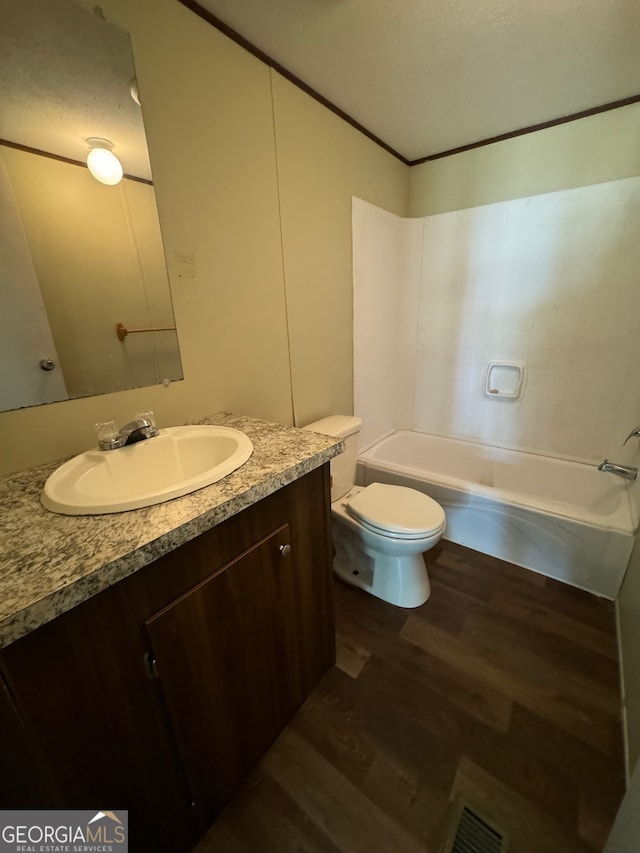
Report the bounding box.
[0,0,183,412]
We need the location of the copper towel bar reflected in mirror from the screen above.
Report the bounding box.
[116,322,177,341]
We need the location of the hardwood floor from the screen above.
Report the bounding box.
[193,541,625,853]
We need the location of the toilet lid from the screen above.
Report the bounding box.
[347,483,445,537]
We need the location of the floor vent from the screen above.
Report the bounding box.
[441,800,508,853]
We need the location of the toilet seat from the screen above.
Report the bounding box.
[347,482,446,540]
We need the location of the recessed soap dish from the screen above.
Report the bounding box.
[484,362,525,400]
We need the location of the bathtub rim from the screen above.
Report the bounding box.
[359,429,638,536]
[360,427,636,469]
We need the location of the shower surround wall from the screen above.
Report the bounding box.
[353,179,640,466]
[352,202,422,450]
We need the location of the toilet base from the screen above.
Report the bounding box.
[332,522,432,608]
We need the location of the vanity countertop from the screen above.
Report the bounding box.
[0,412,342,650]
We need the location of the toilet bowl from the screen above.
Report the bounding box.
[304,416,446,608]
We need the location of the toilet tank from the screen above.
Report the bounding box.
[303,415,362,502]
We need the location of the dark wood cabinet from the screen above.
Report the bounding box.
[0,466,334,852]
[146,523,303,816]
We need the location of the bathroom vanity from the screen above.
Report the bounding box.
[0,413,342,851]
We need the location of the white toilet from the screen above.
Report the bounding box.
[305,415,446,608]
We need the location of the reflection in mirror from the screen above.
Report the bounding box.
[0,0,183,412]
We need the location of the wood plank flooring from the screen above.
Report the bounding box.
[193,541,625,853]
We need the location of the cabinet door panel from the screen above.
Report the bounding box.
[146,523,302,818]
[0,586,198,851]
[0,669,52,807]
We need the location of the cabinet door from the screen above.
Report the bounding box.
[0,670,51,807]
[146,523,302,819]
[0,587,198,852]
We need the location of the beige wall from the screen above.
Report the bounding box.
[0,0,407,474]
[272,74,409,426]
[409,102,640,216]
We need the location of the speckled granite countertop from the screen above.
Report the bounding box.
[0,412,342,650]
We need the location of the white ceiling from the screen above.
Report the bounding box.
[195,0,640,162]
[0,0,151,180]
[1,0,637,172]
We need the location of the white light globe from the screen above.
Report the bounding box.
[87,147,123,185]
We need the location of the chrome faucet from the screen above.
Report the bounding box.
[597,459,638,481]
[623,426,640,446]
[97,415,159,451]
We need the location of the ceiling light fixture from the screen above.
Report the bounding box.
[85,137,123,185]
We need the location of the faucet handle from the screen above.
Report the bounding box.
[135,410,156,428]
[623,426,640,446]
[95,420,122,451]
[96,420,117,443]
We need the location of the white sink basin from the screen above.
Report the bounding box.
[41,425,253,515]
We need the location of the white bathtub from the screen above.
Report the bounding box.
[357,430,637,598]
